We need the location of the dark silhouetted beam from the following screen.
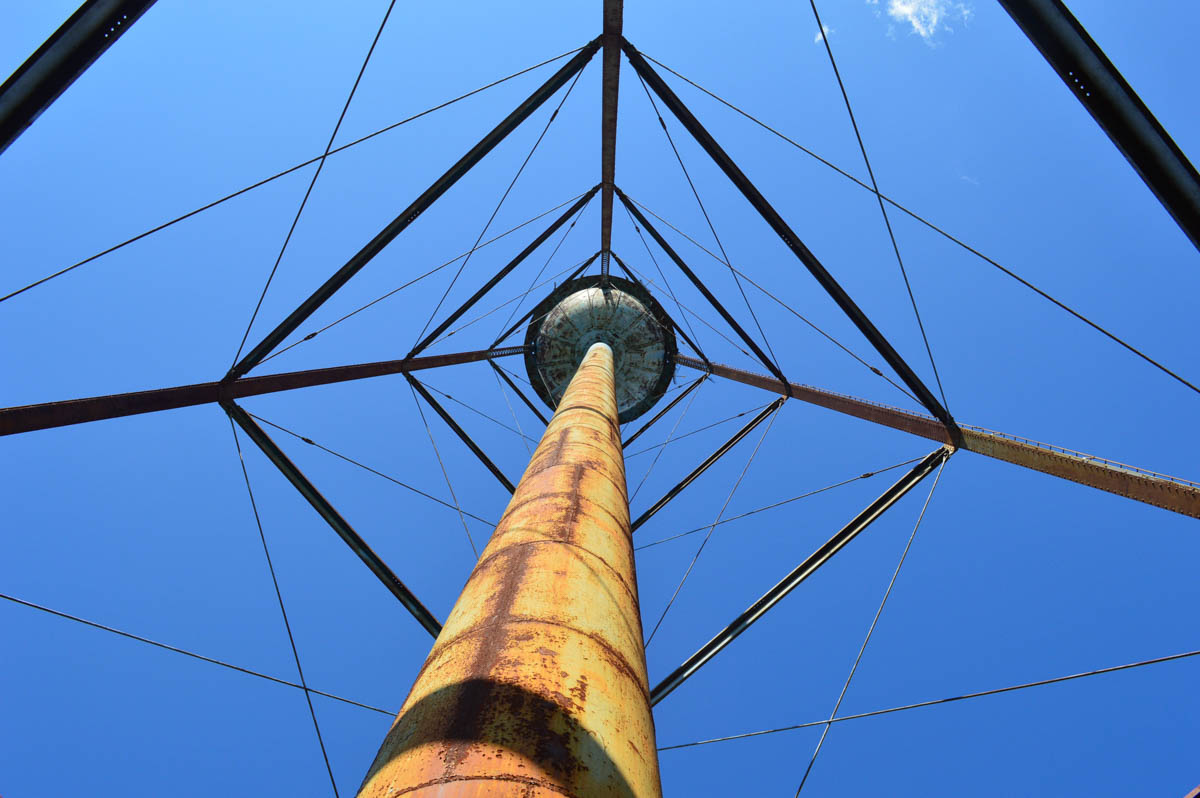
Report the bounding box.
[489,252,600,348]
[0,0,158,155]
[224,401,442,638]
[650,447,951,705]
[408,186,598,358]
[1,347,523,437]
[618,192,784,387]
[407,376,516,494]
[997,0,1200,251]
[491,362,548,426]
[622,39,958,440]
[631,398,783,532]
[228,39,600,379]
[622,374,705,449]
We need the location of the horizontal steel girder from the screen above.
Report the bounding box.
[0,347,524,436]
[675,355,1200,520]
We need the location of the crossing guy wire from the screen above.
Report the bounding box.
[639,52,1200,399]
[232,0,400,373]
[229,419,340,797]
[807,0,949,412]
[658,647,1200,752]
[632,70,785,379]
[0,46,584,305]
[643,404,781,648]
[0,591,396,717]
[413,66,588,351]
[795,456,948,795]
[627,196,920,404]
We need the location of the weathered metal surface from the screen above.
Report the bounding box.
[650,447,952,706]
[677,354,1200,520]
[228,39,601,379]
[0,347,523,437]
[224,401,442,638]
[0,0,159,155]
[997,0,1200,251]
[599,0,623,256]
[359,342,662,798]
[525,275,676,423]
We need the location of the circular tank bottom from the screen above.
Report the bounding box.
[524,275,677,424]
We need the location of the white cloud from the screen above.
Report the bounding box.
[880,0,971,40]
[813,23,833,44]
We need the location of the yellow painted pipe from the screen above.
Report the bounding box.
[358,342,662,798]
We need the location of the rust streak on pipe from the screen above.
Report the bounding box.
[358,342,662,798]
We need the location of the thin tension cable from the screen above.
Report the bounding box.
[795,457,948,795]
[0,47,583,305]
[644,405,782,648]
[0,591,395,717]
[229,420,340,797]
[248,413,493,525]
[412,65,588,350]
[809,0,950,411]
[658,646,1200,752]
[257,192,588,367]
[639,53,1200,399]
[233,0,401,371]
[629,196,919,404]
[634,454,928,552]
[632,70,785,378]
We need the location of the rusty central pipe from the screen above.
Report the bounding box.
[358,342,663,798]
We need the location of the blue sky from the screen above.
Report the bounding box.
[2,1,1198,795]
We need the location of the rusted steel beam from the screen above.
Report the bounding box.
[0,347,523,437]
[224,401,442,638]
[650,447,951,706]
[407,376,517,494]
[630,398,784,533]
[228,39,601,379]
[358,342,662,798]
[0,0,158,155]
[599,0,623,267]
[677,354,1200,520]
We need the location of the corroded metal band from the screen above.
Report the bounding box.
[358,343,662,798]
[524,274,677,424]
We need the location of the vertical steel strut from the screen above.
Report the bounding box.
[358,342,662,798]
